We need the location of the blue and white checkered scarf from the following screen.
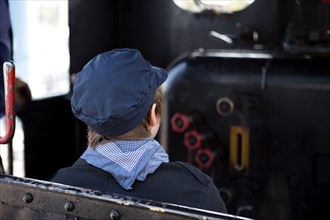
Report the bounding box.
[81,139,169,190]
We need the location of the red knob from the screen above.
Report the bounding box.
[184,130,203,150]
[195,149,215,169]
[170,113,190,133]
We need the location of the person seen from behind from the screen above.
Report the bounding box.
[51,48,227,213]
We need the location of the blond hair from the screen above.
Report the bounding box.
[87,86,164,148]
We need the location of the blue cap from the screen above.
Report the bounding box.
[71,48,168,137]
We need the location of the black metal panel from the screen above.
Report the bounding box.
[17,95,77,180]
[163,50,330,220]
[0,174,249,220]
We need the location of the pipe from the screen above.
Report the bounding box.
[0,61,16,144]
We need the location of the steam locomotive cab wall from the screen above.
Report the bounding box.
[162,51,330,220]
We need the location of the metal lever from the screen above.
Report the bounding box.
[230,126,250,175]
[210,31,233,44]
[0,61,16,144]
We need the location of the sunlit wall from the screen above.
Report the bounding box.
[9,0,69,100]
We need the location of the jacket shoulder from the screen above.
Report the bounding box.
[167,161,212,186]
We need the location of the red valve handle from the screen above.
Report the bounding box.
[0,61,16,144]
[170,113,190,133]
[195,148,215,169]
[184,130,203,150]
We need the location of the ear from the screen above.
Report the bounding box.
[149,103,159,127]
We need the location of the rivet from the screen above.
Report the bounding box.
[92,190,103,196]
[64,201,75,212]
[23,193,33,203]
[110,209,121,220]
[216,97,234,117]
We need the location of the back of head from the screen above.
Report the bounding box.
[71,48,168,143]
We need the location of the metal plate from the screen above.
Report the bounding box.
[0,174,250,220]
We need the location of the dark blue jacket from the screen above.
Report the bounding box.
[51,158,227,213]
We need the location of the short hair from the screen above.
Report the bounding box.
[87,86,164,148]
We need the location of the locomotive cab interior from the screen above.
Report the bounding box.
[1,0,330,219]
